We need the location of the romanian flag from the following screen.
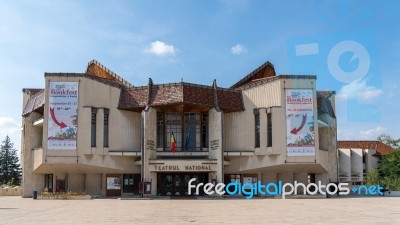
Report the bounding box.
[170,131,176,153]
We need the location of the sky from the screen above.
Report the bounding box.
[0,0,399,153]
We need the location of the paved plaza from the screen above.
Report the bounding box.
[0,196,399,225]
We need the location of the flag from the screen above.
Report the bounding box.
[185,128,190,152]
[170,131,176,153]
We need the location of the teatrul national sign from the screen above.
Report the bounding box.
[286,89,315,156]
[47,82,78,150]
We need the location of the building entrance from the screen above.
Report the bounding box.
[157,173,208,196]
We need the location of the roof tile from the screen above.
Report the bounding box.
[22,89,45,116]
[337,141,395,156]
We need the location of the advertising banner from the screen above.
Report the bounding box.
[286,89,315,156]
[47,82,78,150]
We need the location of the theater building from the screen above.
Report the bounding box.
[21,60,337,197]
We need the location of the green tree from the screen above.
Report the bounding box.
[378,149,400,190]
[365,168,380,187]
[377,133,400,148]
[0,135,21,186]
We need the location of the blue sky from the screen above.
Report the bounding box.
[1,0,399,152]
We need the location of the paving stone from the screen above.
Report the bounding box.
[0,196,399,225]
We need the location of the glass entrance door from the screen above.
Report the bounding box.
[157,173,208,196]
[122,174,140,194]
[56,179,65,192]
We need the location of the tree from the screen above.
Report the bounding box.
[365,168,379,187]
[377,149,400,190]
[377,133,400,148]
[0,135,21,186]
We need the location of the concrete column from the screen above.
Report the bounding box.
[259,109,267,150]
[208,108,223,183]
[84,173,88,193]
[21,112,45,197]
[278,172,294,192]
[351,149,363,182]
[294,172,308,184]
[316,173,329,185]
[141,107,157,195]
[101,173,106,196]
[338,149,351,181]
[262,172,277,184]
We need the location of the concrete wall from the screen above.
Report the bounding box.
[338,148,381,183]
[22,75,142,197]
[68,174,85,192]
[21,94,45,197]
[366,149,379,172]
[261,172,278,184]
[208,107,223,183]
[224,77,333,178]
[22,73,338,196]
[86,173,102,196]
[43,76,141,154]
[351,149,363,181]
[142,107,157,195]
[0,187,22,196]
[223,79,281,152]
[338,149,351,181]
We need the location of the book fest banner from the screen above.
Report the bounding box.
[47,82,78,150]
[286,89,315,156]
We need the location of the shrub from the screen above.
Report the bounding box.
[366,169,380,187]
[381,176,400,191]
[378,149,400,191]
[40,191,87,199]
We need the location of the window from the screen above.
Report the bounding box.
[91,108,97,147]
[267,112,272,147]
[165,113,182,151]
[45,174,53,192]
[122,174,135,193]
[103,109,109,147]
[224,174,241,192]
[254,109,260,148]
[156,112,208,152]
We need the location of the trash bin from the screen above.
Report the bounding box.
[32,191,37,200]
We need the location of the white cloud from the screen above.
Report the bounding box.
[0,117,19,127]
[359,126,386,139]
[337,78,383,102]
[231,44,246,55]
[338,126,387,140]
[357,89,384,101]
[147,41,176,56]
